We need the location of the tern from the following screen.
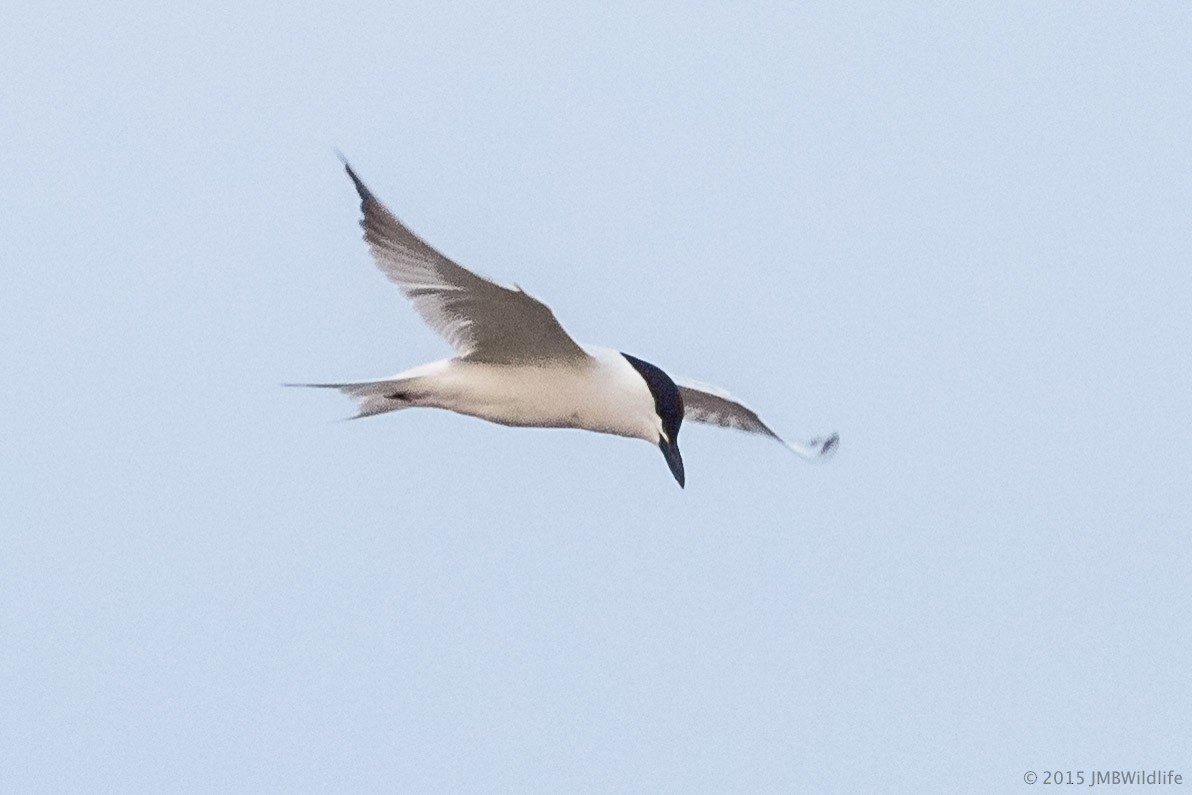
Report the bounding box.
[292,160,839,487]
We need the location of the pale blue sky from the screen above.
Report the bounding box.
[3,2,1190,792]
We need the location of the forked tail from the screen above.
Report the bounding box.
[285,378,420,419]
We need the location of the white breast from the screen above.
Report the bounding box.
[399,347,662,443]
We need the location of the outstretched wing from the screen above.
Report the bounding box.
[343,160,589,365]
[676,378,839,461]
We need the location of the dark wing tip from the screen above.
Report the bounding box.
[337,157,394,248]
[812,432,841,460]
[340,158,373,205]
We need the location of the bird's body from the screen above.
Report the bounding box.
[325,346,664,443]
[293,159,838,487]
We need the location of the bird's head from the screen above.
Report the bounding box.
[621,353,686,488]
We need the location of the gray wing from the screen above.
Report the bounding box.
[344,161,589,364]
[676,379,839,461]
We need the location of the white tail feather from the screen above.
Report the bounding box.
[285,379,418,419]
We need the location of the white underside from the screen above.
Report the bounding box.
[355,346,663,443]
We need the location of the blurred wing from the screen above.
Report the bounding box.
[344,161,589,364]
[675,378,839,461]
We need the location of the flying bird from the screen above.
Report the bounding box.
[292,160,839,487]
